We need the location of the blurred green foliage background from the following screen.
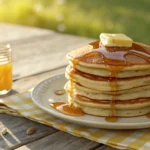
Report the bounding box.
[0,0,150,44]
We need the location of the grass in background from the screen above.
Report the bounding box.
[0,0,150,44]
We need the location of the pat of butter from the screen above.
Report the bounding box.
[100,33,133,47]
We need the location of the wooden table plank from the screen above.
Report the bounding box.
[0,23,54,44]
[16,131,102,150]
[11,32,93,80]
[0,114,57,150]
[95,145,118,150]
[13,67,65,92]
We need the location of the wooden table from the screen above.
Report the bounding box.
[0,24,117,150]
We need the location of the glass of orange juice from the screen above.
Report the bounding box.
[0,44,12,95]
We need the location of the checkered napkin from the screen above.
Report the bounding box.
[0,91,150,150]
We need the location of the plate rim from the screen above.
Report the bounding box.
[31,74,150,129]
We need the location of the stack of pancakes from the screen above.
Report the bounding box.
[65,41,150,117]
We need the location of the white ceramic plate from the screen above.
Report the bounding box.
[31,74,150,129]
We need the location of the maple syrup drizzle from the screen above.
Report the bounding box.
[50,102,85,116]
[88,41,150,122]
[51,53,100,116]
[51,41,150,119]
[69,52,100,105]
[69,74,74,105]
[146,112,150,118]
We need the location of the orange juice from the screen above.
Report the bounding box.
[0,63,12,91]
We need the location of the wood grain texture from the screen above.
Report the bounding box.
[13,67,65,92]
[16,131,101,150]
[95,145,119,150]
[0,23,54,44]
[11,32,93,80]
[0,114,57,150]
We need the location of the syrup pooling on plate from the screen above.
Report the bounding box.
[50,102,85,116]
[52,88,84,116]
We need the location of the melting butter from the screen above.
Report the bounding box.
[100,33,133,47]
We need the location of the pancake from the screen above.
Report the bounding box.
[71,62,150,78]
[65,81,150,100]
[66,66,150,91]
[72,95,150,117]
[67,42,150,67]
[73,95,150,109]
[64,36,150,119]
[74,103,150,117]
[66,81,150,95]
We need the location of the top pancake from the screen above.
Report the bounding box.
[67,41,150,68]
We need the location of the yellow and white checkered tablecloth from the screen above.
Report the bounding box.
[0,90,150,150]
